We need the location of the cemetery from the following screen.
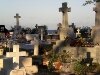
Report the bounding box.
[0,0,100,75]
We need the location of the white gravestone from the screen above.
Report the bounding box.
[26,34,39,56]
[10,68,26,75]
[6,45,28,69]
[20,57,38,74]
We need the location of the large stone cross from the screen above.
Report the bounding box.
[14,13,21,26]
[6,45,28,69]
[93,1,100,26]
[59,2,71,28]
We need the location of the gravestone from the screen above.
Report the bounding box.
[6,45,28,69]
[26,34,39,56]
[59,2,71,40]
[81,52,93,66]
[10,68,26,75]
[14,13,21,26]
[13,13,21,40]
[19,56,38,74]
[92,1,100,44]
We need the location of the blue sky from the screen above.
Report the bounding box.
[0,0,95,29]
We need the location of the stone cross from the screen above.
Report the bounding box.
[6,45,28,69]
[59,2,71,28]
[14,13,21,26]
[93,1,100,26]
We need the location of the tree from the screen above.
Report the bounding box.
[83,0,100,5]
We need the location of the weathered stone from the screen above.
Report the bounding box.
[14,13,21,26]
[92,1,100,44]
[59,2,71,40]
[19,57,32,67]
[10,68,26,75]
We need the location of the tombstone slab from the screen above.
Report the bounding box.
[19,57,32,67]
[10,68,26,75]
[25,65,38,74]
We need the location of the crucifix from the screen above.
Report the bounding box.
[6,45,28,69]
[14,13,21,26]
[59,2,71,40]
[59,2,71,28]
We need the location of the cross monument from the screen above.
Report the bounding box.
[14,13,21,26]
[92,1,100,44]
[6,45,28,69]
[59,2,71,40]
[59,2,71,28]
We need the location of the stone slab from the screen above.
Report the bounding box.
[10,69,26,75]
[19,57,32,67]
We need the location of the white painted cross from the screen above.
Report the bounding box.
[76,28,81,38]
[77,28,80,34]
[6,45,28,69]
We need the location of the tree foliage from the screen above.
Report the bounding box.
[83,0,100,6]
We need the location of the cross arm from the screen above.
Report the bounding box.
[6,52,16,57]
[19,51,28,56]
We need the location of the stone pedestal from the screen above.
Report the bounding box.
[10,68,26,75]
[92,1,100,44]
[19,57,38,74]
[24,65,38,74]
[19,57,32,67]
[91,26,100,44]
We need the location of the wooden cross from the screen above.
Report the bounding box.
[59,2,71,13]
[14,13,21,26]
[6,45,28,69]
